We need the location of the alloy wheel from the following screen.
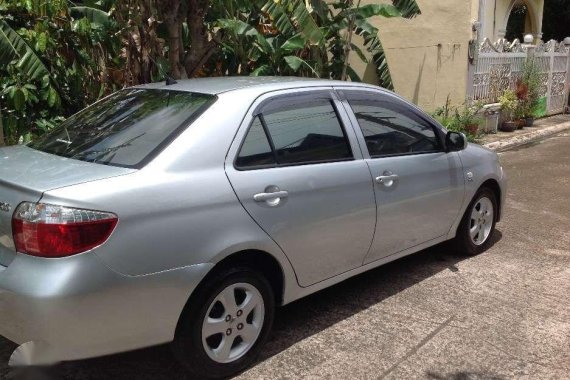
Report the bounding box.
[469,196,494,246]
[201,283,265,364]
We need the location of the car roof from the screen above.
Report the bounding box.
[133,76,387,96]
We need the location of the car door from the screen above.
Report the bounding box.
[225,89,377,287]
[338,89,465,264]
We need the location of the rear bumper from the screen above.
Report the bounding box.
[0,253,213,364]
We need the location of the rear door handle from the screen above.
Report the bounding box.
[375,173,399,187]
[253,190,289,203]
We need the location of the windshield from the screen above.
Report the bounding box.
[29,89,216,168]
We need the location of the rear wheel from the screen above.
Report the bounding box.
[454,188,497,256]
[173,267,274,379]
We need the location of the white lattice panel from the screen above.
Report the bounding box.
[469,38,570,115]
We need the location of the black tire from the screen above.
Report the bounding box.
[172,267,275,379]
[454,187,498,256]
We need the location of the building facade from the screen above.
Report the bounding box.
[352,0,548,111]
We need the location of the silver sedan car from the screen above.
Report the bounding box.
[0,77,505,378]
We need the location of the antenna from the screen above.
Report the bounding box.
[165,75,178,85]
[145,54,178,85]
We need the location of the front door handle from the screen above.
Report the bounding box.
[375,173,399,187]
[253,190,289,202]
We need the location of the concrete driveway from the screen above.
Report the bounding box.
[2,132,569,379]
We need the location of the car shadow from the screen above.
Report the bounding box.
[426,370,505,380]
[4,231,502,380]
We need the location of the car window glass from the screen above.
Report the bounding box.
[346,94,440,157]
[236,116,276,168]
[29,89,215,168]
[262,99,352,165]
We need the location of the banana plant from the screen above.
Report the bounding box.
[217,18,318,76]
[259,0,421,88]
[0,19,57,85]
[0,18,61,144]
[0,0,115,144]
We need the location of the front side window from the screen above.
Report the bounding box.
[236,94,353,169]
[30,89,215,168]
[344,92,440,157]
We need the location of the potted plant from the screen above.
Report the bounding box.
[521,59,542,126]
[499,89,518,132]
[515,80,528,129]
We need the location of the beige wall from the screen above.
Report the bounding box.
[349,0,545,111]
[350,0,474,112]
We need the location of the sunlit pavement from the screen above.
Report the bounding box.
[2,132,569,379]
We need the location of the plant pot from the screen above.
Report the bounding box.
[525,117,535,127]
[465,124,479,136]
[516,118,526,129]
[501,121,517,132]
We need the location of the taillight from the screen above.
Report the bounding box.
[12,202,118,258]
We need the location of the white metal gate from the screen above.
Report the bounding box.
[468,38,570,115]
[469,39,526,105]
[535,40,570,115]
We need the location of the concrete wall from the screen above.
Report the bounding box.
[350,0,474,112]
[349,0,545,112]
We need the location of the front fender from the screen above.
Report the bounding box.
[447,144,506,239]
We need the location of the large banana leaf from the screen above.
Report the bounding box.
[260,0,296,35]
[217,18,273,53]
[0,20,51,80]
[393,0,421,18]
[260,0,323,44]
[69,6,112,28]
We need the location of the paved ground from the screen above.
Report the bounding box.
[478,114,570,145]
[480,114,570,152]
[2,132,570,379]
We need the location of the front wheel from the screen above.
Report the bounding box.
[454,188,497,256]
[173,267,275,379]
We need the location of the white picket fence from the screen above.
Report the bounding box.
[468,38,570,115]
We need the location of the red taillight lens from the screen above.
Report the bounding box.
[12,202,118,258]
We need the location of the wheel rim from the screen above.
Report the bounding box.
[202,282,265,364]
[469,196,494,246]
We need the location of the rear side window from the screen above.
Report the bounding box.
[236,117,276,167]
[236,94,352,169]
[344,92,441,157]
[29,89,215,168]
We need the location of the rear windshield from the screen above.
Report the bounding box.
[29,89,216,168]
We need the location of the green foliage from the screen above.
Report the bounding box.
[0,0,422,145]
[520,58,542,117]
[499,90,518,121]
[0,0,122,144]
[432,97,483,142]
[0,19,55,82]
[215,0,416,81]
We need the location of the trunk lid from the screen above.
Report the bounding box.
[0,145,135,267]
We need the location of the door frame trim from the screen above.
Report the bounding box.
[333,86,449,158]
[225,86,366,172]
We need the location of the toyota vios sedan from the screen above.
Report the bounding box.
[0,77,505,378]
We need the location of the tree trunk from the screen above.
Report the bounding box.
[0,105,4,146]
[163,0,184,79]
[184,0,215,77]
[167,22,183,79]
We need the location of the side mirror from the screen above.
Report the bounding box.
[445,131,468,152]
